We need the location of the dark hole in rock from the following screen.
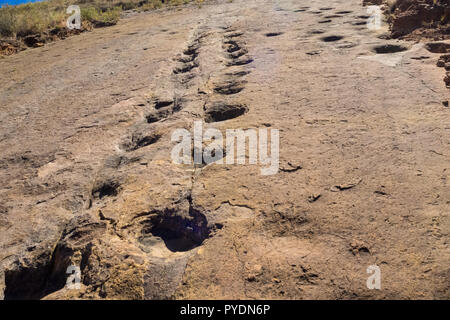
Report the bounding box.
[171,98,182,112]
[205,102,248,123]
[214,80,246,95]
[226,58,254,66]
[183,44,199,56]
[225,44,240,53]
[177,54,196,63]
[336,10,353,14]
[359,247,370,254]
[134,134,160,150]
[179,73,196,84]
[373,44,408,54]
[92,180,120,199]
[318,19,332,23]
[265,32,284,37]
[173,61,198,74]
[146,108,171,123]
[229,48,248,59]
[321,35,344,42]
[4,264,54,300]
[223,40,243,53]
[308,30,325,35]
[154,100,173,109]
[126,132,161,151]
[225,70,250,77]
[146,113,162,123]
[3,246,76,300]
[143,205,210,252]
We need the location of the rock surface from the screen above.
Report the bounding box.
[0,0,449,299]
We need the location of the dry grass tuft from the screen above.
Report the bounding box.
[0,0,200,39]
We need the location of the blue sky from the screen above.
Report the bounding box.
[0,0,46,7]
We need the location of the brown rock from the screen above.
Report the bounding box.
[445,72,450,86]
[0,0,449,301]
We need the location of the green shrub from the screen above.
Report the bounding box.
[81,6,121,26]
[0,2,66,37]
[0,6,16,36]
